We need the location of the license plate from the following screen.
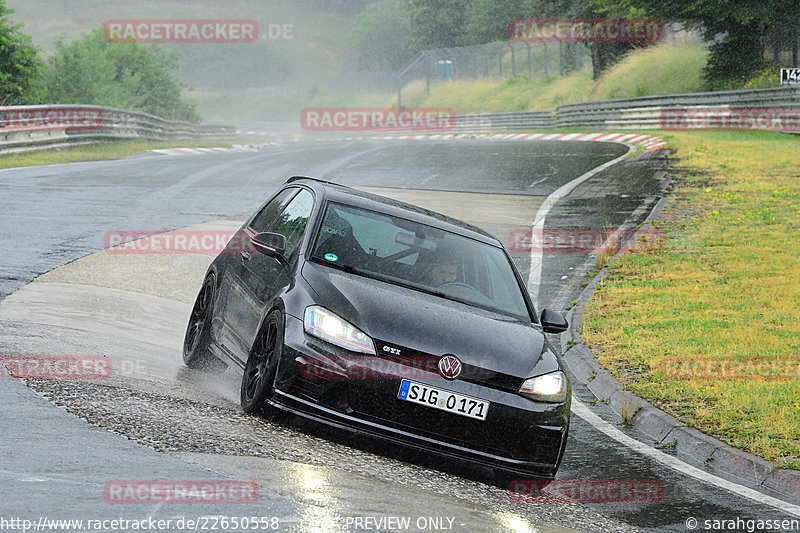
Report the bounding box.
[397,379,489,421]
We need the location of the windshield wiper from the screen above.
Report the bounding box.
[312,257,360,274]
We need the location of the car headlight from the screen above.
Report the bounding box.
[304,305,375,355]
[519,371,567,403]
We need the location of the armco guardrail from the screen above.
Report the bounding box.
[5,87,800,153]
[556,86,800,130]
[0,104,235,155]
[376,86,800,135]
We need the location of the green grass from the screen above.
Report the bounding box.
[400,38,708,113]
[582,130,800,469]
[589,37,707,100]
[0,139,240,169]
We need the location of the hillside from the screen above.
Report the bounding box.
[3,3,718,123]
[6,0,360,92]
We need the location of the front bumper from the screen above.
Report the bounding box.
[273,314,570,477]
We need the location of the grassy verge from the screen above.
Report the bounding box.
[400,38,707,113]
[581,130,800,469]
[0,139,241,170]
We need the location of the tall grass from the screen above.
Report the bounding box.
[590,39,708,100]
[403,38,707,114]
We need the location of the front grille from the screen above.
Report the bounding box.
[372,338,524,392]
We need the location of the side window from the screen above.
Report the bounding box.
[484,252,528,316]
[270,189,314,261]
[249,188,298,234]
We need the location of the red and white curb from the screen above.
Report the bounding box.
[333,132,667,152]
[147,132,666,156]
[236,130,282,136]
[148,142,279,156]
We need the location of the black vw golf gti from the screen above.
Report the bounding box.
[183,176,571,479]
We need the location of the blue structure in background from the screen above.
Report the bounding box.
[436,60,453,81]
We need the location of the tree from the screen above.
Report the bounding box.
[0,0,44,105]
[520,0,647,79]
[585,0,652,79]
[350,0,414,70]
[462,0,524,45]
[44,29,198,122]
[617,0,800,88]
[405,0,469,52]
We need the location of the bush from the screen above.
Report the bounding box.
[0,0,45,105]
[43,29,199,122]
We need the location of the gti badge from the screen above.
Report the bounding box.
[382,345,401,356]
[438,354,462,380]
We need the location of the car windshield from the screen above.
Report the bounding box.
[310,201,532,320]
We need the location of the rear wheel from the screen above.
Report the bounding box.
[240,310,283,414]
[183,275,227,373]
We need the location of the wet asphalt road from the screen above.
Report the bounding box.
[0,140,621,301]
[1,139,797,532]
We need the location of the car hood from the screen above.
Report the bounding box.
[301,261,559,378]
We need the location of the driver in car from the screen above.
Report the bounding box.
[427,256,458,287]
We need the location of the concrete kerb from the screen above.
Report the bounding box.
[560,167,800,505]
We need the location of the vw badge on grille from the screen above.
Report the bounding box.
[438,355,462,380]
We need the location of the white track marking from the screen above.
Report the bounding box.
[525,144,634,301]
[572,402,800,517]
[523,140,800,516]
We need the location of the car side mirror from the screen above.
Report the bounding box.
[252,232,286,257]
[540,308,568,334]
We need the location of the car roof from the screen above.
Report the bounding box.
[286,176,501,246]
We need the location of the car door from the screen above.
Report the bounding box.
[227,188,315,364]
[216,187,298,360]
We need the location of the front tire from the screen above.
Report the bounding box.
[183,275,227,373]
[240,310,283,414]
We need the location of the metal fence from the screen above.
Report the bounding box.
[0,104,235,155]
[398,41,590,95]
[393,26,702,96]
